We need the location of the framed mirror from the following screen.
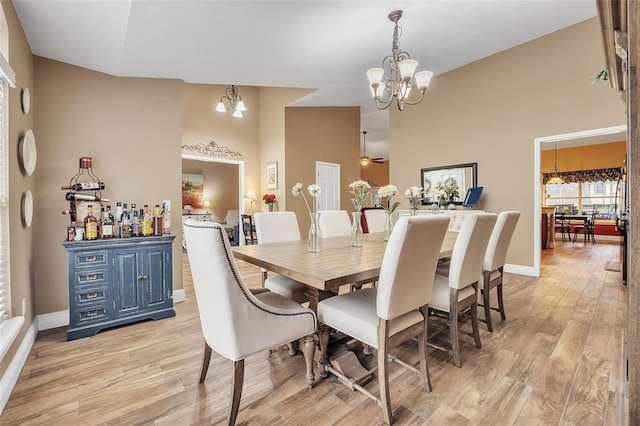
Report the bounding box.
[420,162,478,205]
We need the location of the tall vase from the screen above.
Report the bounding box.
[351,211,363,247]
[410,208,417,216]
[383,210,394,241]
[268,203,273,212]
[308,212,322,253]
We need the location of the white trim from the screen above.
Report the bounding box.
[533,125,627,278]
[0,319,36,414]
[504,263,536,276]
[173,288,186,303]
[37,309,68,331]
[0,316,24,361]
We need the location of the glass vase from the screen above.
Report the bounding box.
[308,212,322,253]
[383,210,394,242]
[268,203,273,212]
[410,208,417,216]
[351,211,363,247]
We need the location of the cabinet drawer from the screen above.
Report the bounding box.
[74,303,109,325]
[74,251,108,267]
[74,286,108,306]
[74,269,108,286]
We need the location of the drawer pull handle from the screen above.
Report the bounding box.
[137,275,148,280]
[85,274,98,281]
[84,256,97,262]
[86,292,98,299]
[87,310,99,317]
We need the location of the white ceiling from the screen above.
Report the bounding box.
[13,0,598,159]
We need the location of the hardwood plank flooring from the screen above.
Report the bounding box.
[0,241,628,425]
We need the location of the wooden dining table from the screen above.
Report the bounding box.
[232,231,459,312]
[232,231,458,387]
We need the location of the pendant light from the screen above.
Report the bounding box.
[547,142,565,184]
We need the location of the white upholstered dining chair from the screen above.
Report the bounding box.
[364,208,386,233]
[430,212,497,367]
[183,220,317,426]
[480,211,520,332]
[253,211,309,304]
[318,210,352,238]
[317,215,450,425]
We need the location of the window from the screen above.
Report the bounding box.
[0,11,23,362]
[545,179,619,218]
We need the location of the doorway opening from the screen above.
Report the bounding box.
[533,124,626,276]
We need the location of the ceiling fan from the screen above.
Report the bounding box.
[360,131,384,165]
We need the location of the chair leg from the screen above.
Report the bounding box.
[470,301,482,349]
[483,271,493,332]
[377,320,393,425]
[449,289,461,368]
[318,324,330,378]
[227,359,244,426]
[199,342,212,383]
[497,282,506,321]
[418,306,432,392]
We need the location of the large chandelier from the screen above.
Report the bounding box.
[366,10,433,111]
[215,85,246,118]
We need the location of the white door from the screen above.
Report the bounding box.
[316,162,340,211]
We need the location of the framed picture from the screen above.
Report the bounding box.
[266,161,278,189]
[182,173,204,208]
[420,162,477,205]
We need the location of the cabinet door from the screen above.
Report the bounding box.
[142,246,171,309]
[114,250,141,316]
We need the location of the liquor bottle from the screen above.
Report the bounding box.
[152,204,163,236]
[61,182,105,191]
[121,206,132,238]
[114,202,123,238]
[162,201,171,235]
[98,205,105,237]
[84,204,98,240]
[65,192,109,202]
[131,208,141,237]
[101,205,114,239]
[141,205,153,236]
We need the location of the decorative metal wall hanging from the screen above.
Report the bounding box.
[181,141,242,158]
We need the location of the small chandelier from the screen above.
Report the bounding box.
[547,142,565,184]
[215,85,246,118]
[366,10,434,111]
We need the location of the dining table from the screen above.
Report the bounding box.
[232,231,459,385]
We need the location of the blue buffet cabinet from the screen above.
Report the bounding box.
[62,235,176,340]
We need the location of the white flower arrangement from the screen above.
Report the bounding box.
[405,186,423,210]
[349,180,371,212]
[292,182,322,214]
[378,184,400,214]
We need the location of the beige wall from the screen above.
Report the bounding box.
[390,18,626,268]
[1,1,34,376]
[285,107,360,233]
[33,58,183,316]
[182,159,239,221]
[259,87,314,213]
[360,161,389,188]
[541,141,626,172]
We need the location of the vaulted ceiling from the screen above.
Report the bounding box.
[13,1,598,159]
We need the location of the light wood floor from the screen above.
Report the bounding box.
[1,241,628,425]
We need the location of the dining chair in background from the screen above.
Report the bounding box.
[317,210,352,238]
[254,211,309,304]
[183,220,317,426]
[241,214,257,244]
[364,209,387,233]
[430,212,497,367]
[572,211,597,244]
[479,211,520,332]
[317,215,450,425]
[554,212,570,242]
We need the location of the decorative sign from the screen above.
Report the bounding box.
[181,141,242,158]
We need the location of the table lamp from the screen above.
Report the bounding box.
[204,200,210,213]
[245,189,257,214]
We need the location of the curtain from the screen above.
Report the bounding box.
[542,167,622,185]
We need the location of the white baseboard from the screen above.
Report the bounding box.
[504,263,536,276]
[0,319,37,415]
[38,310,69,331]
[173,289,186,303]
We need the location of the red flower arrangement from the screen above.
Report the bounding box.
[262,194,276,205]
